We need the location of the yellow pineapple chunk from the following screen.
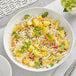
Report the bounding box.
[33,44,38,49]
[13,48,21,57]
[59,30,65,38]
[39,22,43,29]
[53,20,59,27]
[64,40,69,50]
[50,56,55,61]
[28,46,33,52]
[48,34,55,41]
[43,21,50,26]
[16,53,21,57]
[32,19,43,28]
[41,52,47,56]
[26,21,32,26]
[41,48,47,52]
[28,61,35,67]
[22,57,29,65]
[40,46,48,52]
[34,50,40,57]
[42,27,49,34]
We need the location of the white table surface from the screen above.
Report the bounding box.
[0,0,76,76]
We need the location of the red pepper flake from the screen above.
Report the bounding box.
[29,56,32,59]
[29,55,35,61]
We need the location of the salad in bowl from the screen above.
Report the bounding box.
[4,7,73,72]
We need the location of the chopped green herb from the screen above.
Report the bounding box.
[35,62,41,69]
[20,46,25,53]
[46,33,52,39]
[50,63,54,67]
[24,15,30,19]
[33,28,40,32]
[25,41,31,49]
[57,60,60,63]
[63,8,68,12]
[59,43,65,50]
[51,52,54,55]
[12,32,19,39]
[57,27,64,30]
[33,28,41,36]
[41,12,48,18]
[38,32,41,36]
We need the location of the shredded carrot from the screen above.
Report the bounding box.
[22,57,26,64]
[11,37,15,47]
[42,39,49,45]
[19,27,27,31]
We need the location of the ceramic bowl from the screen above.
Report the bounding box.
[4,7,74,72]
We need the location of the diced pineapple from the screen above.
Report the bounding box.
[57,36,62,43]
[20,23,25,28]
[64,40,69,50]
[34,50,40,57]
[28,61,35,67]
[41,52,47,56]
[22,57,29,65]
[59,30,65,38]
[41,48,47,52]
[48,34,55,41]
[13,48,18,55]
[40,46,48,52]
[28,46,33,52]
[33,44,38,49]
[50,56,55,61]
[43,21,50,26]
[32,19,40,27]
[26,21,32,26]
[32,32,36,37]
[13,24,25,32]
[39,22,43,29]
[53,20,59,28]
[32,19,43,29]
[16,53,21,57]
[51,34,55,40]
[42,27,49,34]
[13,48,21,57]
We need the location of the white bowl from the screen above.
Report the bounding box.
[0,55,12,76]
[4,7,74,72]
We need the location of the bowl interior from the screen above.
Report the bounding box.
[4,7,73,72]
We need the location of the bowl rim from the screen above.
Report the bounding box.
[0,55,12,76]
[3,7,74,72]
